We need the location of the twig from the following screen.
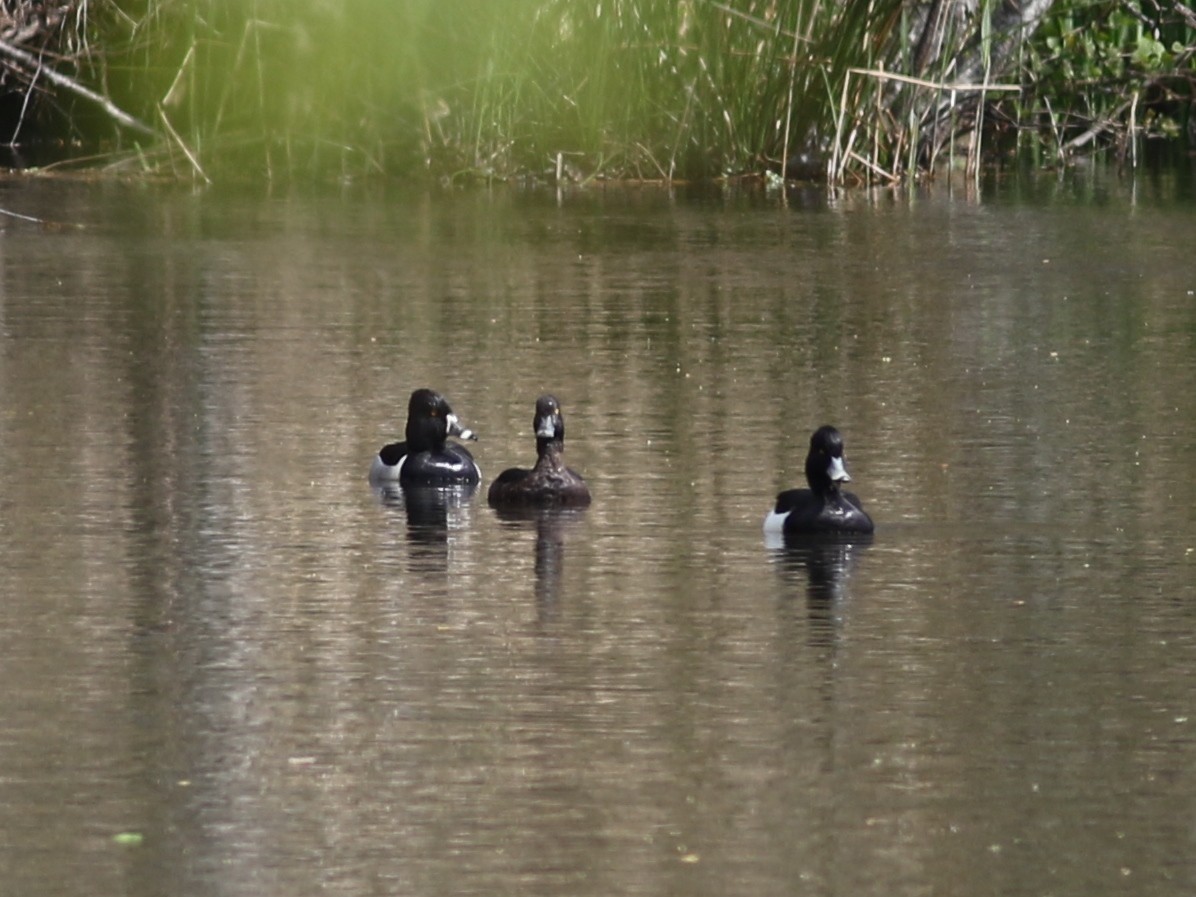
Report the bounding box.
[1129,89,1139,169]
[1042,95,1062,162]
[0,39,155,137]
[12,57,40,144]
[780,18,801,179]
[635,143,670,181]
[1062,97,1133,152]
[846,148,898,182]
[667,81,696,182]
[839,125,860,183]
[830,70,850,181]
[848,67,1020,93]
[705,1,808,43]
[968,59,991,182]
[157,107,210,183]
[0,206,47,224]
[1175,1,1196,29]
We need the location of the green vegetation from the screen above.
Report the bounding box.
[1022,2,1196,163]
[10,0,1196,184]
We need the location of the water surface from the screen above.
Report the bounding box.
[1,171,1194,895]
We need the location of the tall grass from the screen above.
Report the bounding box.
[79,0,909,183]
[45,0,1196,184]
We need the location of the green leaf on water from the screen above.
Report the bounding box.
[113,832,144,846]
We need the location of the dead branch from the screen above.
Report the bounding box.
[0,37,155,137]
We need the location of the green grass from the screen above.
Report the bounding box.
[38,0,1196,184]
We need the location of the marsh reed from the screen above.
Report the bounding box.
[13,0,1196,184]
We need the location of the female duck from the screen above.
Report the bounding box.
[369,388,480,486]
[763,425,873,536]
[488,395,591,508]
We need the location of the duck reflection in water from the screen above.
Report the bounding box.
[493,506,588,623]
[374,481,478,573]
[769,535,871,647]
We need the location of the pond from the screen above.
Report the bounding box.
[1,168,1194,896]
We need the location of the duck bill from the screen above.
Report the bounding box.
[827,455,850,483]
[446,414,478,441]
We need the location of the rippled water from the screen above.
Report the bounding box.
[1,171,1194,895]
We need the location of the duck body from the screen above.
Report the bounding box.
[487,451,591,508]
[765,486,873,535]
[764,425,873,536]
[369,441,480,485]
[488,395,591,509]
[369,388,480,486]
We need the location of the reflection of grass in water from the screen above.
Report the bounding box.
[62,0,1195,184]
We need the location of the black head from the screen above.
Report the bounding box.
[405,388,476,451]
[534,394,565,447]
[804,425,851,495]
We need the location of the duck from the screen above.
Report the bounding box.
[487,395,591,508]
[369,388,480,486]
[763,425,874,536]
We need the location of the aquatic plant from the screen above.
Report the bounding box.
[5,0,1194,184]
[1018,1,1196,166]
